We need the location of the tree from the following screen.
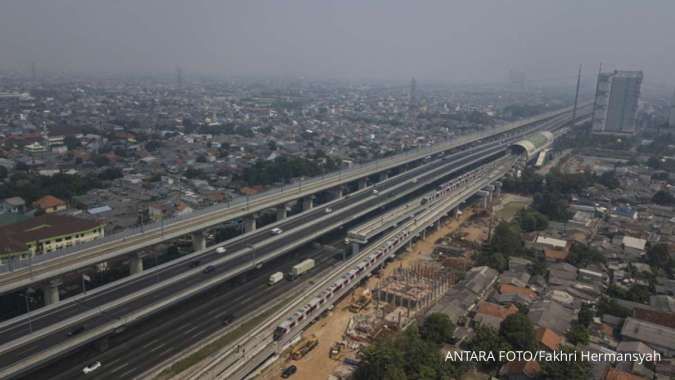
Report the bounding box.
[567,322,590,346]
[541,346,591,380]
[98,167,123,181]
[515,208,549,232]
[646,243,673,273]
[420,313,455,345]
[577,304,594,328]
[145,140,162,152]
[598,171,620,189]
[652,190,675,206]
[499,313,536,350]
[465,326,511,370]
[568,243,605,267]
[92,154,110,167]
[489,222,523,257]
[0,166,7,180]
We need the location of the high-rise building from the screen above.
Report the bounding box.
[592,70,643,135]
[669,90,675,128]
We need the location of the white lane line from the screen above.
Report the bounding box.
[110,362,129,373]
[148,343,167,353]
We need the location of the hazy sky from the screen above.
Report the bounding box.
[1,1,674,84]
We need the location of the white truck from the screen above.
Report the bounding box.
[289,259,315,279]
[268,271,284,285]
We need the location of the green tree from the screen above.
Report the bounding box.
[0,166,7,180]
[567,322,590,346]
[420,313,455,345]
[64,135,81,150]
[515,208,549,232]
[541,346,591,380]
[568,243,605,267]
[465,326,511,370]
[598,171,620,189]
[646,243,673,272]
[489,222,523,257]
[499,313,536,350]
[577,304,594,328]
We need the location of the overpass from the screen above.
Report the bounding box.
[0,105,590,379]
[0,103,589,299]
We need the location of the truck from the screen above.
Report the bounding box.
[289,258,315,279]
[291,335,319,360]
[268,271,284,285]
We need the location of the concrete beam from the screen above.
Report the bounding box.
[129,254,143,275]
[192,230,206,252]
[41,279,62,305]
[379,172,389,182]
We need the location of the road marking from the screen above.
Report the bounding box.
[110,362,128,373]
[149,343,167,353]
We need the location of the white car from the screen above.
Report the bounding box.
[216,247,226,254]
[271,227,283,235]
[324,208,333,213]
[372,189,379,195]
[83,361,101,374]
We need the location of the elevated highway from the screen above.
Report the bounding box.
[0,105,591,379]
[0,103,589,297]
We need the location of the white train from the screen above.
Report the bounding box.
[273,229,410,341]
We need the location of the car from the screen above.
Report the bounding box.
[222,314,235,326]
[189,260,201,268]
[202,265,215,274]
[324,207,333,213]
[216,247,226,254]
[68,325,86,336]
[410,178,418,184]
[372,189,379,195]
[82,361,101,374]
[282,365,297,378]
[271,227,283,235]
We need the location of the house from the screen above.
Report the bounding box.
[499,284,537,301]
[604,367,646,380]
[462,266,498,298]
[528,300,575,335]
[473,301,519,330]
[0,214,104,263]
[620,317,675,356]
[535,327,562,351]
[499,360,541,380]
[1,197,26,214]
[33,195,67,214]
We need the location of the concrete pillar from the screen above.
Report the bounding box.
[357,178,368,190]
[302,196,314,211]
[352,242,360,255]
[243,215,256,233]
[328,188,343,201]
[379,172,389,182]
[276,207,288,221]
[192,230,206,252]
[129,253,143,275]
[42,279,62,305]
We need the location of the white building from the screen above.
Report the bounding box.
[592,71,643,135]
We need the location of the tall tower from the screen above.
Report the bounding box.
[31,62,37,81]
[669,89,675,129]
[572,64,582,124]
[591,70,643,135]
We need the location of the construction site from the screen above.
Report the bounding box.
[259,183,517,380]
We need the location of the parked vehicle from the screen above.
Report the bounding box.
[216,247,226,254]
[268,271,284,285]
[281,365,297,378]
[288,259,315,279]
[324,207,333,213]
[271,227,283,235]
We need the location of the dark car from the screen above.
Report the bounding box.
[189,260,201,268]
[222,314,235,326]
[68,325,86,336]
[282,365,297,378]
[202,265,215,274]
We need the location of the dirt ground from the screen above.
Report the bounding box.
[258,211,475,380]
